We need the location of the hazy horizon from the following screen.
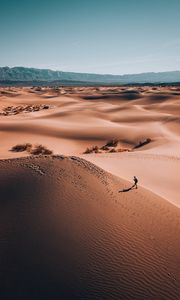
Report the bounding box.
[1,65,180,76]
[1,0,180,75]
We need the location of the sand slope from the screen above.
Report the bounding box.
[0,156,180,299]
[83,151,180,207]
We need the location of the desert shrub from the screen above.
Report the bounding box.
[30,144,53,155]
[92,145,99,151]
[133,138,152,149]
[43,105,49,109]
[105,139,119,147]
[94,149,100,154]
[84,147,92,154]
[83,145,99,154]
[109,148,117,153]
[10,143,53,155]
[26,143,33,152]
[100,145,109,151]
[10,143,32,152]
[117,148,131,152]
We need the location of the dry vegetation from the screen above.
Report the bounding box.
[11,143,32,152]
[0,104,52,116]
[133,138,152,149]
[84,138,152,154]
[104,139,119,147]
[10,143,53,155]
[30,145,53,155]
[84,140,131,154]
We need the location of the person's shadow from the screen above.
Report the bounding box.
[119,184,137,193]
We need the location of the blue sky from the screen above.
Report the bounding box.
[0,0,180,74]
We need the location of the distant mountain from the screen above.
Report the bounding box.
[0,67,180,85]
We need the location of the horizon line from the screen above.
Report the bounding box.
[1,66,180,77]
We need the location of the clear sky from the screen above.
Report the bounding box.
[0,0,180,74]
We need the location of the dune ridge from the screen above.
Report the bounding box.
[0,87,179,153]
[0,155,180,299]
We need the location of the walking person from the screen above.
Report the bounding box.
[133,176,138,189]
[119,176,139,192]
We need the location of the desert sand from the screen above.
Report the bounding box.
[0,86,180,299]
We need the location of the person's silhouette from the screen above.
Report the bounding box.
[118,176,139,192]
[133,176,138,189]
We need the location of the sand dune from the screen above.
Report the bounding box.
[0,87,179,200]
[0,155,180,299]
[1,86,179,137]
[0,86,180,298]
[0,87,179,197]
[83,151,180,207]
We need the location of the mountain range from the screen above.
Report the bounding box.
[0,67,180,86]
